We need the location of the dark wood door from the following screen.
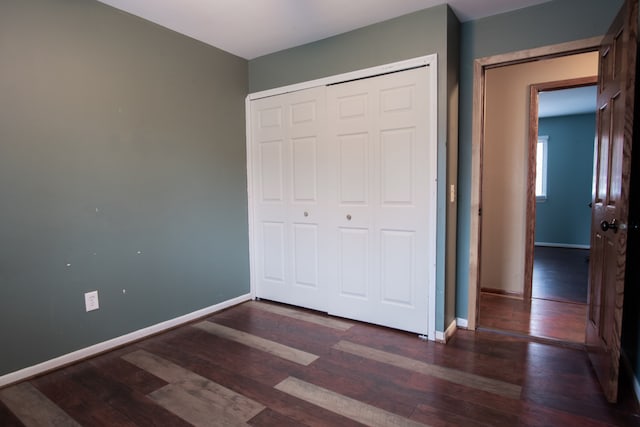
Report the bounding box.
[586,0,638,403]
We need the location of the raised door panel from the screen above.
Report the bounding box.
[380,230,415,307]
[259,140,284,202]
[291,137,317,203]
[338,133,369,205]
[380,128,414,206]
[338,228,370,299]
[261,222,286,283]
[293,223,319,288]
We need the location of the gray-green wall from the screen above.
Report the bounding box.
[249,4,460,332]
[445,7,460,330]
[0,0,249,376]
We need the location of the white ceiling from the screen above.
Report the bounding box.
[97,0,552,59]
[538,86,597,118]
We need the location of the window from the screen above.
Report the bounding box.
[536,136,548,201]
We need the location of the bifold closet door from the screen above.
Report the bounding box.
[250,86,328,312]
[326,67,435,334]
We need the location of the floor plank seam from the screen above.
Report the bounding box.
[333,340,522,400]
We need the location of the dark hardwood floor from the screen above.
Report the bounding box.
[0,300,638,426]
[479,246,590,345]
[532,246,589,304]
[479,293,586,343]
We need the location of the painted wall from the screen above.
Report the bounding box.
[457,0,622,311]
[445,8,461,329]
[481,54,598,294]
[249,5,460,331]
[0,0,249,376]
[536,113,596,247]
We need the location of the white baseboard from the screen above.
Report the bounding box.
[435,319,457,343]
[621,350,640,406]
[535,242,590,249]
[456,318,468,329]
[0,293,252,388]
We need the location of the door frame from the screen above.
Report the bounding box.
[524,76,598,301]
[245,54,439,340]
[467,37,602,330]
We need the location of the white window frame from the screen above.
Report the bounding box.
[536,135,548,201]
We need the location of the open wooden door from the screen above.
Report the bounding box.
[586,0,638,403]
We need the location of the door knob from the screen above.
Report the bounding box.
[600,219,619,232]
[304,211,309,217]
[346,214,352,221]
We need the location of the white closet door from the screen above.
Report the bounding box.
[326,67,435,334]
[250,86,328,311]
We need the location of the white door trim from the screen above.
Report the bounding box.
[245,54,437,339]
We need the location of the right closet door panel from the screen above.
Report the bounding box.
[326,67,435,334]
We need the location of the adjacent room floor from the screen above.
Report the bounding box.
[1,300,638,426]
[532,246,589,304]
[479,246,589,344]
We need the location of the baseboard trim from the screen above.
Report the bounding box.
[435,319,457,343]
[456,318,468,329]
[0,293,252,388]
[481,288,524,299]
[535,242,590,249]
[621,349,640,406]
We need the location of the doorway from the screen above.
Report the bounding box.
[472,48,599,344]
[469,0,638,404]
[529,81,597,307]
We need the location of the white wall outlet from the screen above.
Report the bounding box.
[85,290,99,312]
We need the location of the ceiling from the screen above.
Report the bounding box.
[538,85,597,118]
[97,0,552,59]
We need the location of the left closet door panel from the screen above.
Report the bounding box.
[250,86,328,311]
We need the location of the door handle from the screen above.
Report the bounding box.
[600,219,619,232]
[346,214,352,221]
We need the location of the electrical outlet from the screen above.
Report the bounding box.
[85,290,99,312]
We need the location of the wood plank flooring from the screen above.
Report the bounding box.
[0,300,638,426]
[479,246,590,345]
[479,293,587,344]
[532,246,589,304]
